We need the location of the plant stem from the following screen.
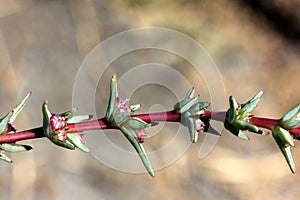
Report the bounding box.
[0,110,299,144]
[248,116,280,130]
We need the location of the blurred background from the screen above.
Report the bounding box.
[0,0,299,199]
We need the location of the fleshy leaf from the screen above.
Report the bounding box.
[127,118,148,129]
[130,104,141,112]
[273,126,294,147]
[185,112,198,143]
[0,143,32,152]
[233,120,262,134]
[67,133,89,152]
[174,87,199,114]
[10,92,32,123]
[67,115,93,123]
[186,87,195,98]
[190,102,210,115]
[42,101,52,138]
[174,96,198,114]
[224,121,249,140]
[106,74,118,121]
[50,137,75,150]
[281,103,300,129]
[272,128,295,173]
[120,125,155,177]
[0,153,12,163]
[228,96,238,122]
[113,112,131,126]
[61,108,78,119]
[282,104,300,122]
[103,74,155,176]
[240,91,263,117]
[0,112,14,134]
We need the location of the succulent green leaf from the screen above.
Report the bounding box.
[42,101,52,123]
[0,153,12,163]
[10,92,31,123]
[240,91,263,116]
[42,101,52,137]
[237,130,250,140]
[120,126,155,177]
[190,102,210,115]
[50,137,75,150]
[130,104,141,112]
[273,126,294,147]
[127,117,148,129]
[281,104,300,129]
[61,108,78,119]
[186,87,195,98]
[228,96,238,122]
[185,113,198,143]
[67,115,93,123]
[272,129,295,173]
[175,96,199,114]
[0,111,14,134]
[67,133,89,152]
[233,120,262,134]
[0,143,32,152]
[224,121,249,140]
[174,88,198,114]
[283,120,300,130]
[113,112,131,126]
[282,103,300,123]
[106,74,118,121]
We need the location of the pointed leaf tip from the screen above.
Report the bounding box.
[67,133,90,153]
[272,129,296,173]
[120,126,154,177]
[0,153,13,163]
[112,73,117,81]
[10,91,32,123]
[106,74,118,121]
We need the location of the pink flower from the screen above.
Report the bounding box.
[50,114,67,131]
[116,97,131,113]
[195,119,205,132]
[57,130,67,141]
[136,129,148,143]
[49,114,68,141]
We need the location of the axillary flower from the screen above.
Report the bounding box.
[0,92,32,162]
[174,87,210,143]
[42,101,92,152]
[105,74,156,177]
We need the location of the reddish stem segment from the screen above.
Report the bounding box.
[248,116,280,130]
[0,110,299,144]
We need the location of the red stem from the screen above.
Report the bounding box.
[0,110,299,144]
[248,116,280,130]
